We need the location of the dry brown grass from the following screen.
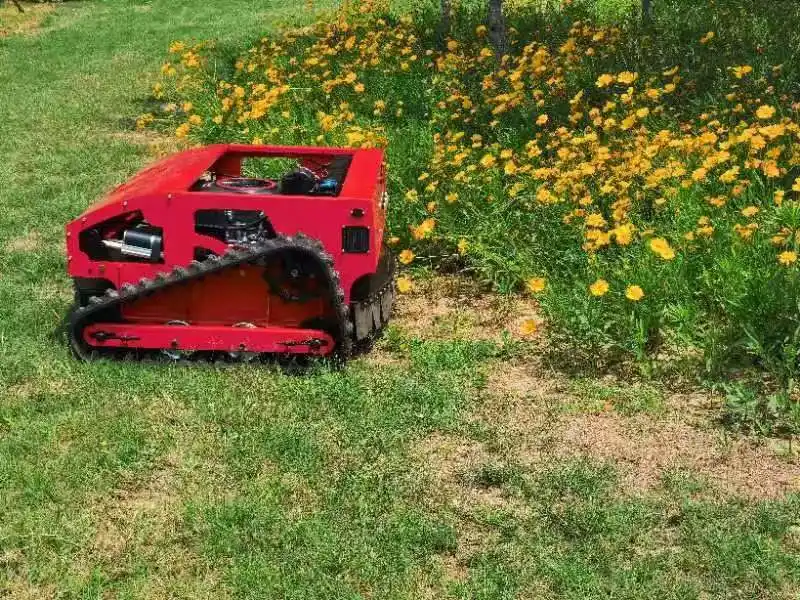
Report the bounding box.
[5,230,41,253]
[0,2,54,37]
[553,413,800,499]
[392,275,542,342]
[68,397,237,598]
[108,130,186,159]
[403,278,800,506]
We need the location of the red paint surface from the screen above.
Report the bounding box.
[67,144,387,354]
[83,324,334,355]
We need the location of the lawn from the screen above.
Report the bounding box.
[0,1,799,598]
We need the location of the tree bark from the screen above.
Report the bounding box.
[642,0,651,22]
[487,0,508,59]
[438,0,451,46]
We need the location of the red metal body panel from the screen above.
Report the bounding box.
[83,324,334,355]
[66,144,388,357]
[66,144,387,304]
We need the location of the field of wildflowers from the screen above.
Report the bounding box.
[141,0,800,429]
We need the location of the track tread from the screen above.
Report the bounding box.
[67,236,367,364]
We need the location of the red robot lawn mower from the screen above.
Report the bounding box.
[65,144,396,363]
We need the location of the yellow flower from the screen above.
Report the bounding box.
[719,166,740,183]
[649,237,676,260]
[741,205,759,218]
[699,31,715,44]
[175,123,191,138]
[457,239,469,255]
[612,223,635,246]
[405,189,419,202]
[396,276,414,293]
[585,213,606,228]
[411,218,436,240]
[731,65,753,79]
[536,114,549,126]
[589,278,610,297]
[625,285,645,301]
[756,105,776,120]
[596,73,614,88]
[398,249,415,265]
[519,319,538,336]
[188,114,202,125]
[479,153,497,168]
[353,83,365,93]
[445,192,459,203]
[778,251,798,265]
[526,277,546,294]
[475,25,487,36]
[617,71,637,85]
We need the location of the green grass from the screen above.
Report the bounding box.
[0,1,799,598]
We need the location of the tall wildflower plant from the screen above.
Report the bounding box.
[141,0,800,400]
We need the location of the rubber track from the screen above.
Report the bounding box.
[67,234,355,364]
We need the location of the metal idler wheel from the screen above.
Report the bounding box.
[228,322,259,362]
[161,320,194,361]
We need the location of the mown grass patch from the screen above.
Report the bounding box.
[1,0,799,597]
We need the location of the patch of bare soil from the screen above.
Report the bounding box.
[6,376,75,402]
[400,279,799,502]
[358,346,410,370]
[0,2,54,37]
[551,413,800,499]
[477,364,800,499]
[5,230,40,253]
[393,275,541,342]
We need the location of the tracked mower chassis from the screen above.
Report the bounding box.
[65,144,395,364]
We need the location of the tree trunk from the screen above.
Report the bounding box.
[487,0,508,59]
[438,0,451,46]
